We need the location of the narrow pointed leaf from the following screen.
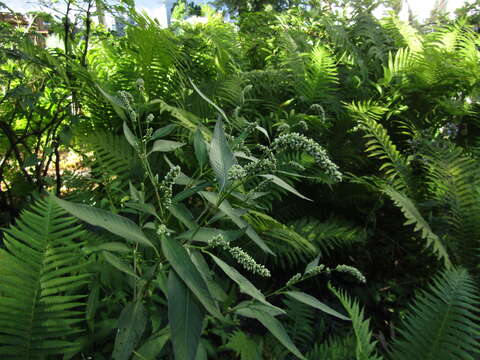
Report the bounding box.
[52,195,154,248]
[123,121,137,148]
[194,128,208,168]
[200,191,273,254]
[152,124,177,140]
[168,271,205,360]
[285,291,349,321]
[209,119,236,189]
[151,139,185,153]
[113,301,147,360]
[190,79,229,122]
[236,307,306,360]
[259,174,312,201]
[161,236,222,319]
[133,331,170,360]
[103,251,138,279]
[209,254,283,313]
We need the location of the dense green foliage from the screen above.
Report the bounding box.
[1,0,480,359]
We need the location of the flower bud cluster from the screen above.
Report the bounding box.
[286,273,302,287]
[243,157,277,175]
[243,147,277,175]
[296,120,308,131]
[119,91,134,109]
[118,91,138,122]
[135,78,145,92]
[156,224,168,236]
[272,132,342,182]
[244,121,257,135]
[227,165,248,181]
[277,123,291,133]
[334,265,366,283]
[439,122,458,139]
[305,264,326,276]
[208,234,229,250]
[143,127,153,142]
[159,166,181,209]
[229,246,271,277]
[207,234,271,277]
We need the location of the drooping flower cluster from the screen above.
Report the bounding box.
[229,246,271,277]
[159,166,181,209]
[272,132,342,182]
[243,156,277,175]
[334,265,366,283]
[208,234,271,277]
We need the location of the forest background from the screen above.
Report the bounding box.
[1,0,480,359]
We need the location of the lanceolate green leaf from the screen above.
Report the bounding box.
[194,128,208,168]
[285,291,349,321]
[150,139,185,153]
[161,235,222,319]
[190,251,228,302]
[113,301,148,360]
[199,191,273,254]
[169,203,198,229]
[168,271,205,360]
[236,307,307,360]
[133,330,170,360]
[209,119,236,189]
[102,251,139,279]
[259,174,312,201]
[190,79,229,123]
[209,254,284,313]
[52,195,155,248]
[123,121,137,148]
[90,242,131,253]
[97,85,127,121]
[177,227,245,244]
[152,124,177,140]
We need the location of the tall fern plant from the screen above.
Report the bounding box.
[0,197,90,359]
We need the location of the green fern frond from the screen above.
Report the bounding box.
[348,100,412,191]
[383,185,451,268]
[80,130,139,192]
[306,335,356,360]
[421,144,480,271]
[0,196,89,359]
[390,268,480,360]
[289,217,366,258]
[381,16,423,52]
[382,48,420,86]
[224,330,262,360]
[243,211,316,268]
[283,297,317,347]
[298,44,339,104]
[330,286,382,360]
